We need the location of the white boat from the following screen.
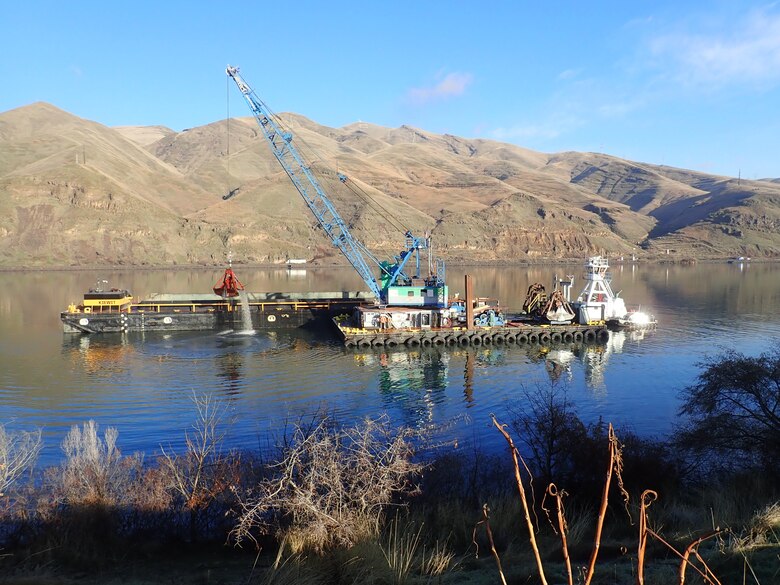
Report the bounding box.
[607,308,657,331]
[571,256,627,324]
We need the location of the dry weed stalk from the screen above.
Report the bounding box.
[472,503,508,585]
[547,483,573,585]
[584,423,629,585]
[644,526,724,585]
[678,531,723,585]
[637,489,658,585]
[491,415,548,585]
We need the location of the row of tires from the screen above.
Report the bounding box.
[344,328,608,348]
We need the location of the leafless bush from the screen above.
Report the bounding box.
[59,420,140,506]
[0,424,42,499]
[159,392,238,540]
[232,415,421,554]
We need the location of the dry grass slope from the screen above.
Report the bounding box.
[1,101,779,267]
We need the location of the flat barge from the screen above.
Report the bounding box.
[336,320,608,348]
[61,290,372,334]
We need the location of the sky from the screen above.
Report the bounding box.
[2,1,779,179]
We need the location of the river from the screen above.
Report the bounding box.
[1,261,778,467]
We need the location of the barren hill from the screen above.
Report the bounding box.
[1,102,779,267]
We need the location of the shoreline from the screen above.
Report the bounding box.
[1,256,775,273]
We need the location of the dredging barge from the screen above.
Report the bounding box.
[61,283,609,346]
[60,290,372,334]
[61,268,373,335]
[62,255,656,346]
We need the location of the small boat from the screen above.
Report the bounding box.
[607,308,657,331]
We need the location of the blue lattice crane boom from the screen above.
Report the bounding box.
[225,65,446,306]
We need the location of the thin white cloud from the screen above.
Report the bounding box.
[492,124,562,141]
[70,65,83,78]
[557,68,581,81]
[407,72,473,105]
[648,6,780,88]
[491,110,586,142]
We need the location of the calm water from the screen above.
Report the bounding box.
[1,262,779,467]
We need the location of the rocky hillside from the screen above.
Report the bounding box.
[1,102,778,267]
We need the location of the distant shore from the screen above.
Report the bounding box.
[1,255,775,272]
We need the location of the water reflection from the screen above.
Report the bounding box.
[536,327,657,394]
[62,334,133,377]
[351,348,449,431]
[4,263,780,468]
[215,350,245,397]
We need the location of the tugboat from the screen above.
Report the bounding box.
[78,280,134,312]
[572,256,628,324]
[569,256,657,330]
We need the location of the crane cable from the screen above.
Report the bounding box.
[341,176,409,234]
[262,107,412,235]
[293,134,410,234]
[226,73,230,197]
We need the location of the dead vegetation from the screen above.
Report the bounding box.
[232,415,422,556]
[1,375,779,583]
[0,424,41,498]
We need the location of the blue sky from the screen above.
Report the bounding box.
[2,1,779,178]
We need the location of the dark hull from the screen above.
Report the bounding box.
[62,291,371,334]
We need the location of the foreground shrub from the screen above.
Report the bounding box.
[0,424,42,500]
[159,392,240,541]
[676,347,780,474]
[232,416,421,554]
[59,420,141,507]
